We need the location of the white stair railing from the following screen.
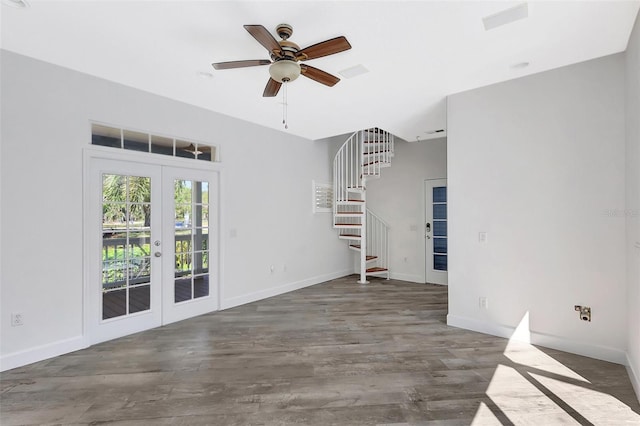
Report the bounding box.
[366,209,390,279]
[333,128,395,283]
[333,131,362,206]
[362,128,394,179]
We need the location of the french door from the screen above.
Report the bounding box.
[85,157,218,344]
[425,179,448,285]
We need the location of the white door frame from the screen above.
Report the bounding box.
[83,147,222,345]
[425,178,448,285]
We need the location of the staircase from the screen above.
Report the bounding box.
[333,128,394,283]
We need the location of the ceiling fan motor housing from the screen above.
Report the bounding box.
[276,23,293,40]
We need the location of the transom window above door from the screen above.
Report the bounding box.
[91,123,218,162]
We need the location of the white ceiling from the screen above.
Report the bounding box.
[2,1,639,141]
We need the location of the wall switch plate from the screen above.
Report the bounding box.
[479,297,489,309]
[11,313,24,326]
[479,232,488,243]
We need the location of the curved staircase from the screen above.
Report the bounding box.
[333,128,394,283]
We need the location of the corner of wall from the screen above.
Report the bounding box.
[627,353,640,404]
[0,336,87,372]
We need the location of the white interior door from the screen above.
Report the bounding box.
[161,167,219,325]
[86,158,219,344]
[425,179,448,285]
[87,158,163,344]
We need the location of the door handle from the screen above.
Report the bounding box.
[154,252,162,257]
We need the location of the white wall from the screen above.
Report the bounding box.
[0,51,352,370]
[447,53,628,364]
[367,138,447,283]
[625,12,640,400]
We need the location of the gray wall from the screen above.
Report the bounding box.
[0,51,352,370]
[625,12,640,399]
[447,53,628,364]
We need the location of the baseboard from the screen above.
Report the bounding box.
[626,353,640,404]
[0,335,86,372]
[447,314,627,365]
[220,269,353,310]
[389,272,424,283]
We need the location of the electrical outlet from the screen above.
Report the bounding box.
[11,313,24,327]
[574,305,591,322]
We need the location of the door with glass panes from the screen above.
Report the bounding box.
[425,179,448,285]
[161,167,218,325]
[87,158,218,344]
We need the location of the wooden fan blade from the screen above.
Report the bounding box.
[244,25,281,55]
[300,64,340,87]
[212,59,271,70]
[263,78,282,97]
[296,36,351,61]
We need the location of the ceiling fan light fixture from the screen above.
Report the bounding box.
[269,60,301,83]
[183,143,202,156]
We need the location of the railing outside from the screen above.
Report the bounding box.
[102,232,207,290]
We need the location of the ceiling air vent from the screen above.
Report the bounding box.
[482,2,528,31]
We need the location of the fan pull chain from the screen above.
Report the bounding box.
[282,80,288,130]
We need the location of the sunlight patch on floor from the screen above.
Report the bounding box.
[485,364,581,424]
[504,312,589,383]
[472,311,640,424]
[470,401,503,426]
[530,372,640,424]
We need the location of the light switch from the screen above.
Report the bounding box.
[479,232,488,243]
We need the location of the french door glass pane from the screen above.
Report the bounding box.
[433,186,447,203]
[434,254,448,271]
[433,221,447,237]
[102,174,152,320]
[433,237,447,254]
[174,179,209,303]
[433,204,447,220]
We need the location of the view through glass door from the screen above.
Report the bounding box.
[87,158,162,344]
[86,158,218,344]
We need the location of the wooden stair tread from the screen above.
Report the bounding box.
[335,223,362,227]
[367,267,388,273]
[362,160,391,167]
[340,234,361,237]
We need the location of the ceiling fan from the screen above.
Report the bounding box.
[212,24,352,97]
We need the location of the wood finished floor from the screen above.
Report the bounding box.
[1,276,639,425]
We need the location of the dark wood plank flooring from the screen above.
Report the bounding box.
[1,276,639,425]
